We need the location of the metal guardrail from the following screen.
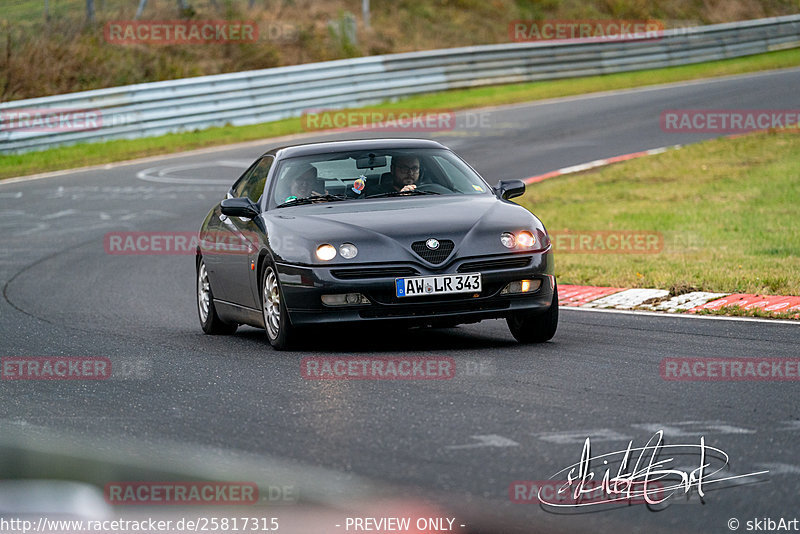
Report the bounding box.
[1,15,799,153]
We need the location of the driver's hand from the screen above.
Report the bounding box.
[400,184,417,192]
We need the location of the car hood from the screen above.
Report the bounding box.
[263,195,548,266]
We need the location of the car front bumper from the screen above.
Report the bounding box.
[277,251,555,327]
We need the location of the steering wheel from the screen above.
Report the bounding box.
[416,182,452,194]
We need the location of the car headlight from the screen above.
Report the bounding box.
[339,243,358,259]
[501,231,536,249]
[316,244,337,261]
[517,231,535,248]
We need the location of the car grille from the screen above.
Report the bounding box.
[411,239,454,264]
[331,267,419,280]
[457,257,531,272]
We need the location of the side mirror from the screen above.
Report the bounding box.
[494,179,526,200]
[221,197,260,219]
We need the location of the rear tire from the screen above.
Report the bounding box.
[261,263,297,350]
[507,285,558,343]
[197,257,238,335]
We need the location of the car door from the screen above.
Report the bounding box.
[213,155,273,309]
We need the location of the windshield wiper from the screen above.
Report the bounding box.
[276,194,348,208]
[365,189,440,199]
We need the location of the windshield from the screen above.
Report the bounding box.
[266,148,491,209]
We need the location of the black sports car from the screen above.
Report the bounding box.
[196,138,557,349]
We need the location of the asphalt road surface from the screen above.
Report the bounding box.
[1,68,799,533]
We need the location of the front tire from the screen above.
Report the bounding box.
[261,263,297,350]
[197,257,238,335]
[507,285,559,343]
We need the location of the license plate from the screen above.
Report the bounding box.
[395,273,482,298]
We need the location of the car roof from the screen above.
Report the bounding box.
[266,138,447,159]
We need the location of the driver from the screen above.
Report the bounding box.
[367,155,421,195]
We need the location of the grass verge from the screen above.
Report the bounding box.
[517,131,800,296]
[2,47,799,180]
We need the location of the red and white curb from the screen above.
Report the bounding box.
[559,285,800,319]
[558,285,626,306]
[524,145,681,184]
[523,135,771,185]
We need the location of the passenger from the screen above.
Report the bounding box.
[290,166,324,198]
[279,164,324,203]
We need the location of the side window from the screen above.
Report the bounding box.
[231,162,257,198]
[232,156,274,202]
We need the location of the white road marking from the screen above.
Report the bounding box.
[631,422,755,437]
[534,429,632,444]
[42,209,78,220]
[137,160,248,185]
[754,463,800,475]
[16,222,49,236]
[0,191,22,198]
[776,421,800,432]
[46,184,224,201]
[115,210,175,221]
[445,434,519,450]
[216,160,252,168]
